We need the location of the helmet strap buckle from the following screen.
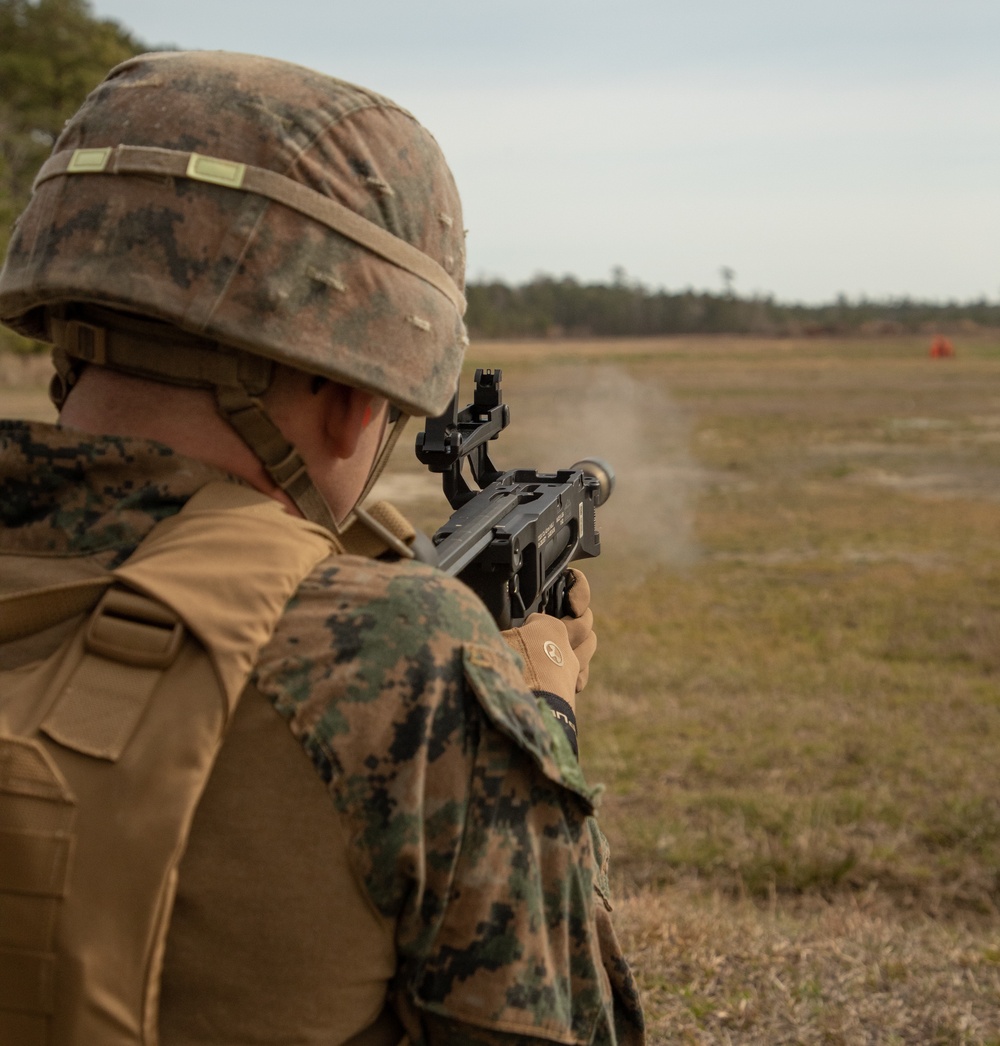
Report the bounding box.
[52,316,108,365]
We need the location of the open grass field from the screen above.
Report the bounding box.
[4,334,1000,1042]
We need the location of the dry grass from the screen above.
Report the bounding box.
[615,887,1000,1044]
[454,334,1000,1042]
[6,334,1000,1042]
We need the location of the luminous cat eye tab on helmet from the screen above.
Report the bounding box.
[35,145,466,316]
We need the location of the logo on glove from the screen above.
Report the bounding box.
[543,640,565,666]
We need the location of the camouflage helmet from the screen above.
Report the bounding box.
[0,50,468,418]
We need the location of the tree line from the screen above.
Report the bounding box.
[465,275,1000,340]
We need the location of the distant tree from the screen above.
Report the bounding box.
[0,0,149,350]
[720,266,736,297]
[0,0,148,256]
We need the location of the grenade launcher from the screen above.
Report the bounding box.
[415,368,613,629]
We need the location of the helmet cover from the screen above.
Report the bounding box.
[0,51,468,416]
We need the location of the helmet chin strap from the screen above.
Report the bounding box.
[215,384,412,550]
[338,411,412,557]
[348,410,409,518]
[214,385,342,534]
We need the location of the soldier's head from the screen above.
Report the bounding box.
[0,51,468,531]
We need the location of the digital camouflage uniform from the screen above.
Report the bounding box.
[0,48,644,1045]
[0,419,645,1045]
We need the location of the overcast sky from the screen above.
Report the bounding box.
[87,0,999,304]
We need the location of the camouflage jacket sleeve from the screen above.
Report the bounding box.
[252,556,644,1045]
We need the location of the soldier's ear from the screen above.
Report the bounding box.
[320,383,377,459]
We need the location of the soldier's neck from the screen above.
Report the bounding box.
[57,367,298,514]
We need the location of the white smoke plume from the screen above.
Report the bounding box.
[491,362,700,575]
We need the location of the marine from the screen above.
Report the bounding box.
[0,50,645,1045]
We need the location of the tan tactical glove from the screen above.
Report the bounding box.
[502,613,581,700]
[501,569,596,758]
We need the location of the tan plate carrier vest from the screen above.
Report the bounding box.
[0,481,339,1046]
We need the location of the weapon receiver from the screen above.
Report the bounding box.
[416,368,613,628]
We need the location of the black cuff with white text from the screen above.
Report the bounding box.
[535,690,579,758]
